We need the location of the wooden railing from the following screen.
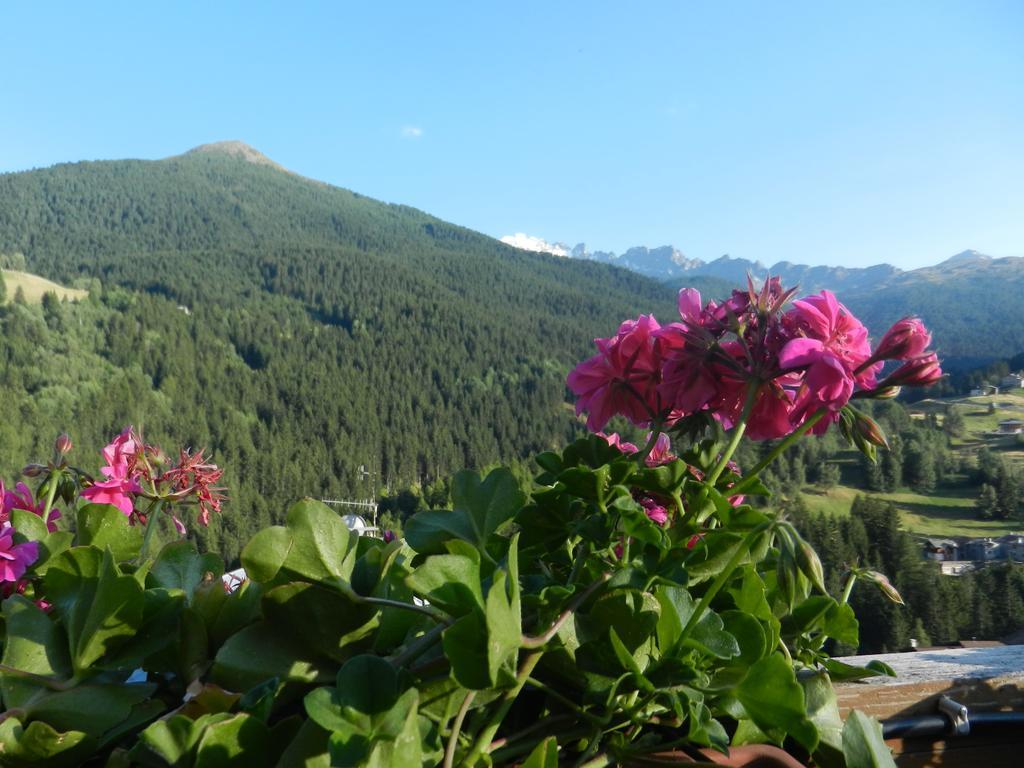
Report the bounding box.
[836,646,1024,767]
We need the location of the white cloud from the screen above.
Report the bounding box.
[400,125,423,139]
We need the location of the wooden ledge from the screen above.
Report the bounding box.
[833,647,1024,766]
[834,646,1024,719]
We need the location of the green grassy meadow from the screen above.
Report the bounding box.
[799,485,1021,537]
[2,269,88,303]
[796,393,1024,538]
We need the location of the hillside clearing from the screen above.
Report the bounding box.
[2,270,88,303]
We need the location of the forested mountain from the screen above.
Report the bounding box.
[0,143,677,559]
[839,252,1024,370]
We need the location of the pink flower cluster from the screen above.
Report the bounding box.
[0,481,45,583]
[81,427,225,528]
[81,428,144,515]
[569,280,941,441]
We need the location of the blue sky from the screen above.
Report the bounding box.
[2,1,1021,269]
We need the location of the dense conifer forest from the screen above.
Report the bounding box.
[0,147,676,560]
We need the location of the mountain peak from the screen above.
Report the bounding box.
[942,249,992,265]
[183,141,286,171]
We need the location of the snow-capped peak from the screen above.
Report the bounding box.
[500,233,570,258]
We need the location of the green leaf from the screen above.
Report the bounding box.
[720,610,766,666]
[632,461,691,495]
[0,596,72,709]
[736,654,818,751]
[404,468,524,554]
[261,582,378,662]
[557,465,611,503]
[520,736,558,768]
[655,586,739,660]
[0,718,96,768]
[280,499,357,584]
[209,580,263,648]
[240,526,291,582]
[274,718,330,768]
[613,495,667,547]
[685,531,747,584]
[405,546,484,617]
[729,567,773,621]
[442,611,491,690]
[212,622,332,692]
[304,657,419,768]
[842,710,897,768]
[75,504,143,562]
[23,683,157,740]
[802,672,845,768]
[43,547,145,671]
[149,540,224,603]
[101,587,184,671]
[133,713,229,767]
[822,658,893,683]
[195,713,271,768]
[11,507,49,543]
[483,541,522,686]
[608,627,653,690]
[335,655,399,716]
[782,595,834,636]
[822,601,860,646]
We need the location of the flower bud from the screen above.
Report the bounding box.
[776,549,797,607]
[54,433,73,456]
[880,352,942,389]
[871,386,902,400]
[860,569,904,605]
[874,317,931,361]
[854,413,889,450]
[793,536,828,594]
[21,464,46,478]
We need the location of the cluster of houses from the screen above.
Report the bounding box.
[970,372,1024,396]
[923,534,1024,575]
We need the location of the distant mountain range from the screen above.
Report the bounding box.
[500,232,961,295]
[501,233,1024,370]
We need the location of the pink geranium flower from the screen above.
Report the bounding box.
[784,291,878,389]
[567,315,665,432]
[638,495,669,525]
[0,481,61,532]
[644,433,676,467]
[598,432,639,455]
[0,526,39,583]
[81,427,144,516]
[880,352,943,388]
[873,317,932,361]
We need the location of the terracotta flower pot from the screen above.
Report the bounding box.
[637,744,807,767]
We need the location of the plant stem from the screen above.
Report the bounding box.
[524,677,603,724]
[566,542,589,587]
[443,690,476,768]
[521,572,610,649]
[636,421,663,466]
[463,651,544,765]
[389,623,445,668]
[677,524,770,647]
[41,476,60,519]
[706,383,759,485]
[138,499,164,560]
[729,409,827,496]
[0,665,74,691]
[840,572,857,604]
[777,638,793,663]
[578,753,616,768]
[357,595,452,626]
